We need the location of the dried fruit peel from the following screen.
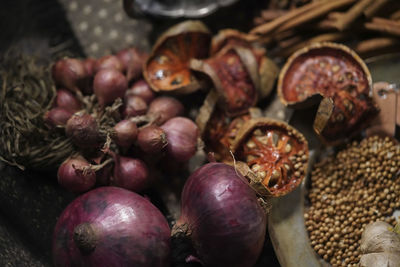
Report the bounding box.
[277,42,378,144]
[232,118,309,197]
[144,20,211,94]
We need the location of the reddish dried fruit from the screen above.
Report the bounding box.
[232,118,309,197]
[277,42,378,144]
[203,109,251,162]
[191,46,259,117]
[144,20,211,94]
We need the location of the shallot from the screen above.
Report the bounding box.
[161,117,198,162]
[147,96,184,125]
[52,58,88,92]
[93,69,128,106]
[57,156,96,193]
[112,155,149,193]
[66,114,101,149]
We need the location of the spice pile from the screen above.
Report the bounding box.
[305,135,400,266]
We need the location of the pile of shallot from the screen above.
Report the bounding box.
[47,48,199,194]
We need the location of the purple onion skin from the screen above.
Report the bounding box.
[178,163,267,267]
[57,156,96,193]
[123,95,148,118]
[44,107,73,128]
[113,156,149,193]
[55,89,82,112]
[113,120,138,148]
[53,187,171,267]
[161,117,198,162]
[137,125,168,154]
[52,58,88,93]
[126,80,155,104]
[66,114,101,149]
[93,69,128,107]
[95,55,124,73]
[83,58,97,77]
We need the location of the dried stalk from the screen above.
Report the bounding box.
[363,0,389,18]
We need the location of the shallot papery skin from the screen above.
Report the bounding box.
[177,163,267,267]
[147,96,184,125]
[44,107,73,128]
[55,89,82,112]
[95,55,124,73]
[52,58,88,93]
[52,187,171,267]
[161,117,198,162]
[66,114,101,149]
[57,156,96,193]
[93,69,128,106]
[126,79,155,104]
[113,120,138,148]
[112,156,149,193]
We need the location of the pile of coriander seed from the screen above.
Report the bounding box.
[304,135,400,267]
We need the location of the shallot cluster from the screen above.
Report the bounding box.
[49,48,199,194]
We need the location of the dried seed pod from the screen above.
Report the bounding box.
[232,118,309,197]
[143,20,211,94]
[277,42,378,144]
[190,46,260,117]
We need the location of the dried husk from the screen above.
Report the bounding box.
[211,29,279,100]
[231,118,309,197]
[190,45,259,117]
[277,42,378,144]
[0,54,75,170]
[143,20,212,94]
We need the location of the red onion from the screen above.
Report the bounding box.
[52,187,171,267]
[44,107,73,128]
[123,95,147,118]
[116,47,147,81]
[95,163,113,186]
[137,125,168,154]
[112,155,149,193]
[161,117,198,162]
[112,120,138,148]
[66,114,101,149]
[95,55,124,73]
[55,89,82,112]
[147,96,184,125]
[52,58,88,92]
[93,69,128,107]
[175,163,267,267]
[126,80,155,104]
[57,156,96,193]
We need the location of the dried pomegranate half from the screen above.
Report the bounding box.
[143,20,211,94]
[277,42,378,144]
[190,45,260,117]
[232,118,309,197]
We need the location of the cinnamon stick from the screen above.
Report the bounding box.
[354,37,400,55]
[275,32,347,57]
[363,0,389,18]
[271,0,357,34]
[365,18,400,36]
[323,0,374,31]
[390,10,400,20]
[250,0,330,35]
[261,9,288,22]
